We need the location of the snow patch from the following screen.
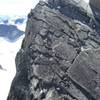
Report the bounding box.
[0,35,24,100]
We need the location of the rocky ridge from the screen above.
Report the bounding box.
[7,0,100,100]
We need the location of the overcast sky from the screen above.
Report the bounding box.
[0,0,39,16]
[0,0,89,16]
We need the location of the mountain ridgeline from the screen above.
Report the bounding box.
[7,0,100,100]
[0,24,24,42]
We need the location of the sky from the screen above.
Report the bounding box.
[0,0,39,16]
[0,0,90,16]
[0,0,89,16]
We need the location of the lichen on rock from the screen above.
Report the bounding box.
[7,0,100,100]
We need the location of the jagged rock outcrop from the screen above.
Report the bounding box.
[89,0,100,25]
[7,0,100,100]
[90,0,100,10]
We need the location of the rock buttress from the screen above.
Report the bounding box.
[7,0,100,100]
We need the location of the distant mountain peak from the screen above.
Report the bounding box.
[0,64,7,71]
[0,24,24,42]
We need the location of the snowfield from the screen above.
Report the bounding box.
[0,35,24,100]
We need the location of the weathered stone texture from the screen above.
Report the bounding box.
[7,0,100,100]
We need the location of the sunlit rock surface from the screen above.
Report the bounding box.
[7,0,100,100]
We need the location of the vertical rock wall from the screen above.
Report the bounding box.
[90,0,100,10]
[7,0,100,100]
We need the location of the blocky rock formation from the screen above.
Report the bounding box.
[7,0,100,100]
[89,0,100,26]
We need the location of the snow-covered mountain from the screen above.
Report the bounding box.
[0,35,24,100]
[0,15,26,42]
[0,15,27,30]
[0,24,24,42]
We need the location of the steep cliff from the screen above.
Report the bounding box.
[7,0,100,100]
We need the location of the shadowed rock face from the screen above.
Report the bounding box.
[68,49,100,99]
[89,0,100,26]
[7,0,100,100]
[90,0,100,10]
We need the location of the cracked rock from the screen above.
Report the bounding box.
[7,0,100,100]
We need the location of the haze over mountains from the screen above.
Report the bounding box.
[0,15,26,42]
[0,0,40,42]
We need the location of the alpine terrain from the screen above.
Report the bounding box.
[7,0,100,100]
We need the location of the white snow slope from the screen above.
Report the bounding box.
[0,35,24,100]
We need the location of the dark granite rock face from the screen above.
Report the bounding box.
[68,49,100,100]
[7,0,100,100]
[90,0,100,10]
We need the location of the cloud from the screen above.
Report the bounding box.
[84,0,89,3]
[0,0,89,16]
[0,0,39,15]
